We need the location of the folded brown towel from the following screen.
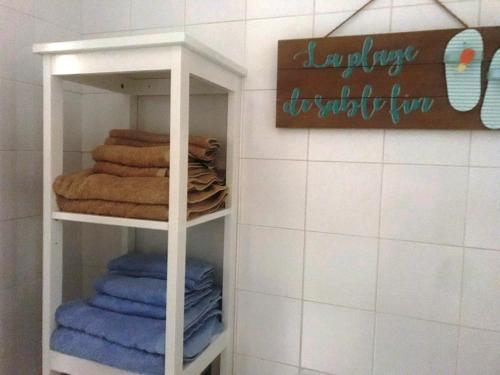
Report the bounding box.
[104,138,217,162]
[109,129,220,149]
[53,169,170,205]
[92,145,170,168]
[54,170,227,206]
[92,162,223,184]
[93,162,168,177]
[55,188,228,221]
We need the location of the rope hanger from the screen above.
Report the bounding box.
[324,0,469,38]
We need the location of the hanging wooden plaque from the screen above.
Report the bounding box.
[276,27,500,130]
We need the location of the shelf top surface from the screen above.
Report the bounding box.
[33,32,246,76]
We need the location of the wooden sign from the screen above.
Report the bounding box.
[276,27,500,130]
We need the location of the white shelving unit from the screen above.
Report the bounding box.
[33,33,246,375]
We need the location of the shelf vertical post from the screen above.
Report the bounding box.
[166,47,190,375]
[220,84,242,375]
[42,55,64,375]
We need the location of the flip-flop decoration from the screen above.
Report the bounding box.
[480,49,500,129]
[444,29,483,112]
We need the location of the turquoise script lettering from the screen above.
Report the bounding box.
[294,37,419,78]
[283,84,434,125]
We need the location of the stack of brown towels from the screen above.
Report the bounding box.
[53,129,228,221]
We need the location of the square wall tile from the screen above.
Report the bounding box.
[461,248,500,331]
[373,314,459,375]
[186,0,245,24]
[237,225,304,298]
[457,328,500,375]
[15,216,42,284]
[315,0,391,13]
[470,131,500,167]
[0,0,34,15]
[0,7,17,81]
[12,10,38,85]
[82,93,131,151]
[377,239,462,324]
[236,291,301,365]
[242,90,308,160]
[82,0,130,34]
[300,370,330,375]
[64,91,82,152]
[0,80,16,150]
[480,0,500,26]
[0,220,16,289]
[0,312,18,359]
[186,21,245,66]
[246,16,313,90]
[314,8,391,37]
[81,223,126,268]
[384,130,470,166]
[0,152,16,220]
[380,164,468,245]
[302,302,374,375]
[14,83,42,151]
[246,0,313,19]
[15,151,42,218]
[392,2,479,32]
[465,168,500,250]
[307,162,382,236]
[393,0,478,5]
[239,159,307,230]
[308,129,384,163]
[35,0,81,32]
[304,232,377,309]
[131,0,184,29]
[236,355,299,375]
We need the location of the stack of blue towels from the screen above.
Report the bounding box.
[51,253,223,375]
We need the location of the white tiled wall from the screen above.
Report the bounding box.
[78,0,500,374]
[0,1,83,374]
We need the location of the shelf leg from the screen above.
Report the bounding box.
[42,55,64,375]
[220,87,242,375]
[166,48,190,375]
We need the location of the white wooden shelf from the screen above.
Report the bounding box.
[37,31,243,375]
[50,330,227,375]
[52,208,231,231]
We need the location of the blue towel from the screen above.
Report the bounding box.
[108,253,215,289]
[94,275,214,307]
[88,289,221,321]
[51,316,224,375]
[55,300,221,355]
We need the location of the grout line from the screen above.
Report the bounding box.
[239,156,500,169]
[371,128,387,374]
[297,128,311,370]
[454,130,473,374]
[237,221,500,252]
[0,214,41,223]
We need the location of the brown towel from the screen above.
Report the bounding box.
[104,138,217,162]
[109,129,220,149]
[93,162,168,177]
[92,162,223,185]
[55,188,228,221]
[53,169,170,205]
[92,145,170,168]
[53,170,227,206]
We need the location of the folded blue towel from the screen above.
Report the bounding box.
[88,289,221,321]
[51,316,224,375]
[94,275,214,307]
[108,253,215,289]
[55,300,221,355]
[89,286,215,319]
